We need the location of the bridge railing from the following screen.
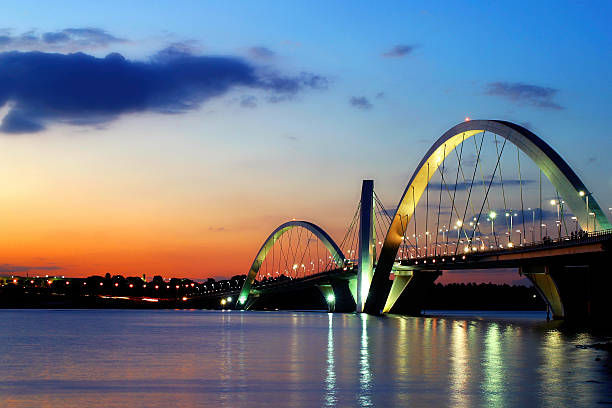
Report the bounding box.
[400,228,612,265]
[250,265,358,290]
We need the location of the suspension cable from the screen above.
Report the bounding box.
[493,134,510,238]
[425,162,430,257]
[470,138,507,245]
[413,186,419,256]
[455,132,486,255]
[475,132,493,221]
[539,169,543,240]
[517,146,526,244]
[447,134,465,248]
[435,145,446,256]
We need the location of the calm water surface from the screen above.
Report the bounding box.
[1,309,611,407]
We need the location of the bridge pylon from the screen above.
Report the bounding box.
[356,180,375,313]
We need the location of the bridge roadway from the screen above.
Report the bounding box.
[388,229,612,319]
[200,266,358,311]
[397,229,612,271]
[203,230,611,317]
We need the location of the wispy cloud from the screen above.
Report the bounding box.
[0,28,125,51]
[240,95,258,108]
[282,133,298,141]
[0,47,328,134]
[428,178,535,191]
[486,82,564,110]
[349,96,372,110]
[382,44,416,58]
[248,46,275,59]
[0,264,62,273]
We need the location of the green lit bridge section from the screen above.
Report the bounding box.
[237,220,346,308]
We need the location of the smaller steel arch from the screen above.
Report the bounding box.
[237,220,345,307]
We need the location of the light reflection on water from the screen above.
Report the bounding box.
[324,313,336,407]
[483,323,505,408]
[450,320,470,408]
[359,314,372,407]
[0,309,611,407]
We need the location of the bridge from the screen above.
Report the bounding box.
[202,120,612,320]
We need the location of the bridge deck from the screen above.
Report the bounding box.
[397,230,612,271]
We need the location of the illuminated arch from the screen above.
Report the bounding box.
[365,119,611,314]
[237,220,345,306]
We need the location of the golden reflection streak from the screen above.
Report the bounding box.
[541,329,564,407]
[392,316,410,407]
[482,323,505,408]
[450,320,470,407]
[423,318,433,374]
[323,313,336,407]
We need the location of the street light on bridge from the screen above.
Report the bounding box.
[579,190,594,231]
[488,211,497,242]
[551,200,562,239]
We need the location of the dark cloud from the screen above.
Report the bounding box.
[0,264,62,273]
[208,227,226,232]
[349,96,372,110]
[248,46,275,59]
[460,208,558,226]
[0,49,327,134]
[265,95,291,104]
[428,179,535,191]
[375,92,385,98]
[0,28,124,51]
[486,82,564,110]
[154,42,199,60]
[382,45,416,58]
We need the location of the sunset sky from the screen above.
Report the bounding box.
[0,1,611,283]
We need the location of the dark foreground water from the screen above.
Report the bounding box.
[1,310,611,407]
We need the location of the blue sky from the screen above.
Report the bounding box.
[0,0,610,280]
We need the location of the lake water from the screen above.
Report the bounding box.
[1,309,611,407]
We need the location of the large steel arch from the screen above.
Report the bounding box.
[364,119,611,314]
[237,220,345,307]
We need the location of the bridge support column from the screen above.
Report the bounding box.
[348,277,358,305]
[243,294,259,311]
[317,280,357,313]
[521,265,564,319]
[385,270,441,315]
[357,180,375,313]
[523,259,612,321]
[383,273,412,313]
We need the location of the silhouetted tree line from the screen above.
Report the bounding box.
[420,282,546,311]
[2,273,546,311]
[0,273,248,308]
